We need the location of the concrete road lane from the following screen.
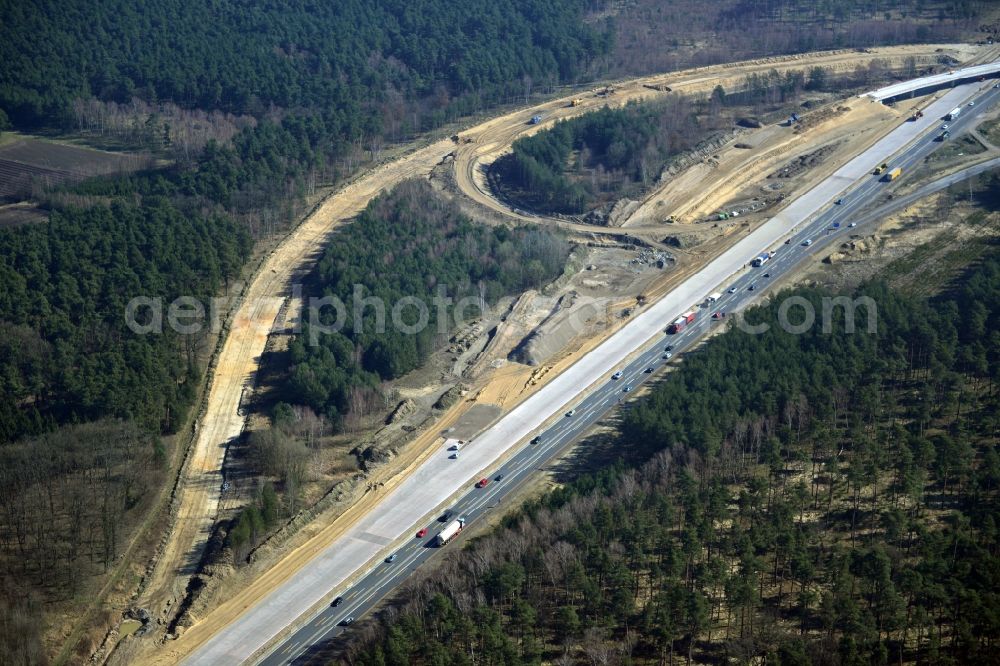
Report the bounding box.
[192,80,999,666]
[259,82,1000,666]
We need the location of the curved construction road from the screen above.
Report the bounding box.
[137,43,994,664]
[177,78,999,666]
[451,43,1000,233]
[258,99,1000,666]
[140,139,454,617]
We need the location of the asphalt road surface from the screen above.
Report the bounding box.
[249,83,1000,666]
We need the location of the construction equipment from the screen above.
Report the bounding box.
[569,98,582,107]
[873,162,889,175]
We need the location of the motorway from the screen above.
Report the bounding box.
[250,83,1000,665]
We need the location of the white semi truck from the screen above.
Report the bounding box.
[435,518,465,546]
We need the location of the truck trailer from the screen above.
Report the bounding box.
[946,107,962,121]
[667,311,696,334]
[883,167,902,182]
[435,518,465,546]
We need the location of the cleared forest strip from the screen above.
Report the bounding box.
[139,42,986,661]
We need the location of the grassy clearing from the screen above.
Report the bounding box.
[978,117,1000,147]
[0,135,147,174]
[883,208,999,296]
[924,133,987,164]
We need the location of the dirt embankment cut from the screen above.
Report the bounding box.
[452,44,978,235]
[134,137,456,638]
[127,43,992,665]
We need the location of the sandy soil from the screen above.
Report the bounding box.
[800,193,999,293]
[626,101,888,225]
[136,138,456,628]
[128,42,993,664]
[451,44,981,238]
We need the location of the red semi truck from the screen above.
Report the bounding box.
[667,311,696,334]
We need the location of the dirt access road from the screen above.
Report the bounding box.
[452,43,987,236]
[138,42,986,661]
[138,140,454,621]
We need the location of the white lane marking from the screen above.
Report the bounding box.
[288,547,428,661]
[276,101,1000,656]
[287,545,425,661]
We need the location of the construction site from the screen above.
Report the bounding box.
[100,42,1000,666]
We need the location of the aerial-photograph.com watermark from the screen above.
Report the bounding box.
[125,285,877,343]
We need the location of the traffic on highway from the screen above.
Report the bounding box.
[255,81,1000,666]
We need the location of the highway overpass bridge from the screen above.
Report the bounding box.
[866,59,1000,103]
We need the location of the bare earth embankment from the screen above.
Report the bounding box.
[131,43,992,664]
